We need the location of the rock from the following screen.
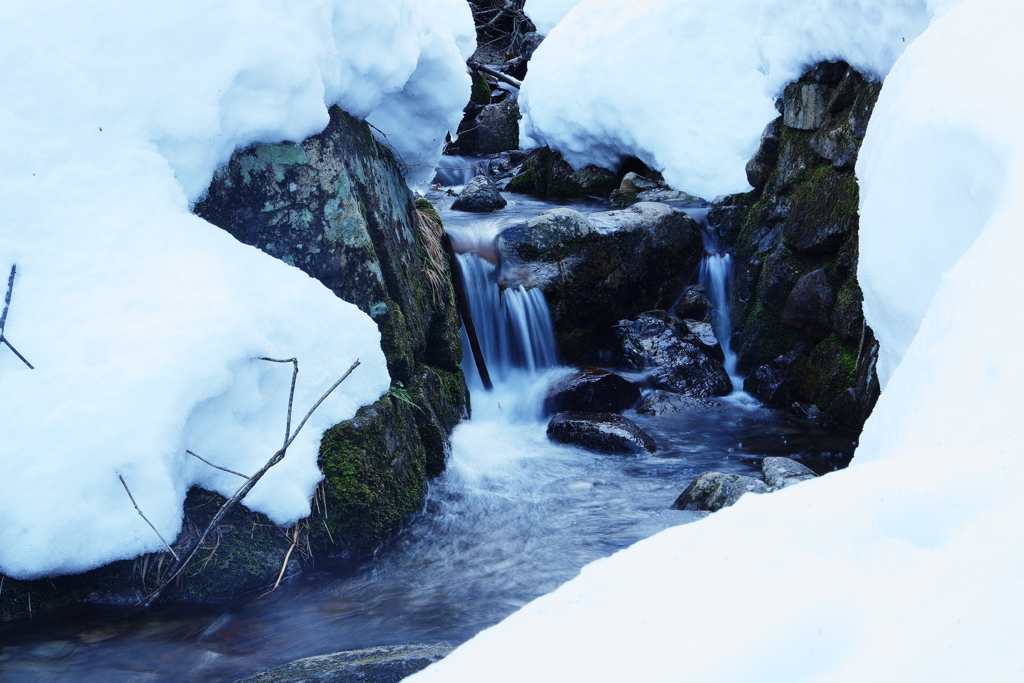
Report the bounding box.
[832,280,865,346]
[783,82,829,130]
[451,175,507,212]
[755,243,800,311]
[498,207,595,262]
[635,188,705,205]
[745,117,782,189]
[822,387,861,429]
[547,412,657,454]
[744,351,806,407]
[761,456,818,489]
[671,472,769,512]
[498,202,703,361]
[673,287,712,321]
[469,72,491,106]
[474,100,520,155]
[636,390,718,415]
[615,311,731,397]
[681,319,726,362]
[545,367,641,414]
[782,171,858,255]
[781,269,836,341]
[506,147,618,198]
[235,643,453,683]
[618,172,662,194]
[790,402,821,419]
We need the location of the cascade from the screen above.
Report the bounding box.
[431,155,486,188]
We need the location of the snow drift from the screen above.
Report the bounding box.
[520,0,952,200]
[411,0,1024,679]
[0,0,472,578]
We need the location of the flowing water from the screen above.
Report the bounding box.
[0,187,858,682]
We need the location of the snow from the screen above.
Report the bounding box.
[0,0,473,579]
[410,0,1024,680]
[519,0,949,200]
[523,0,583,35]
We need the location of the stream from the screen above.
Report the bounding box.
[0,177,858,682]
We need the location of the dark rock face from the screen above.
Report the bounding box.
[506,146,618,198]
[672,456,818,513]
[718,62,882,428]
[473,100,521,155]
[781,268,836,341]
[545,367,641,415]
[235,643,453,683]
[615,312,731,398]
[451,174,507,212]
[636,390,718,416]
[6,107,469,620]
[498,202,704,361]
[547,412,657,455]
[673,287,712,322]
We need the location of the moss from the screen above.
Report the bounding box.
[806,333,858,409]
[414,197,442,225]
[507,168,539,193]
[470,72,492,106]
[313,396,428,559]
[736,300,801,373]
[376,303,414,383]
[735,199,766,259]
[613,192,641,208]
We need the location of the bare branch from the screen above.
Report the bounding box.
[186,450,249,479]
[468,60,522,89]
[141,359,360,606]
[0,264,34,370]
[119,475,179,559]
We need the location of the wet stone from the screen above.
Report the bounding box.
[545,367,641,415]
[451,175,507,212]
[671,472,769,512]
[761,456,818,489]
[547,412,658,455]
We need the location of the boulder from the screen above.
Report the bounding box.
[673,287,712,321]
[451,175,507,212]
[761,456,818,489]
[547,412,657,455]
[506,147,618,198]
[745,116,782,189]
[545,367,641,415]
[671,472,769,512]
[781,269,836,341]
[499,207,595,262]
[618,172,662,194]
[498,202,704,361]
[615,311,731,397]
[636,390,718,416]
[744,350,806,407]
[474,100,520,155]
[783,82,829,130]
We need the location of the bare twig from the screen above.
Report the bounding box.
[0,264,34,370]
[186,451,249,479]
[140,359,361,607]
[254,526,299,600]
[119,475,179,560]
[468,60,522,89]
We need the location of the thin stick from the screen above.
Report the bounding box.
[468,60,523,89]
[141,359,360,606]
[255,529,298,600]
[0,265,15,337]
[120,476,179,559]
[1,337,33,370]
[186,451,249,479]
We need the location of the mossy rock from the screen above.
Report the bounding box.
[782,167,859,256]
[470,72,492,106]
[507,147,617,198]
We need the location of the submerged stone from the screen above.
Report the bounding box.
[547,412,657,455]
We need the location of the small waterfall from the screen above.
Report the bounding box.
[432,156,486,188]
[684,208,748,398]
[456,253,558,387]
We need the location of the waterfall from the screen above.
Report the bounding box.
[683,208,749,399]
[456,253,558,387]
[432,156,486,188]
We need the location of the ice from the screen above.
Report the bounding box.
[520,0,949,200]
[410,0,1024,679]
[523,0,583,35]
[0,0,472,578]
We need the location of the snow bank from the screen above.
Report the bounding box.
[0,0,473,579]
[519,0,948,199]
[523,0,583,35]
[410,0,1024,678]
